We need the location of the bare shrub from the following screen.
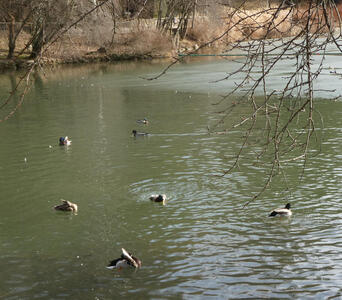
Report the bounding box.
[110,28,173,56]
[186,17,222,44]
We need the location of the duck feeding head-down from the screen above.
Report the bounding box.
[107,248,142,271]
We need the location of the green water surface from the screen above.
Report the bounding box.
[1,59,342,299]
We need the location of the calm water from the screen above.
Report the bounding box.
[1,57,342,299]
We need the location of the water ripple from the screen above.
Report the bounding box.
[1,65,342,299]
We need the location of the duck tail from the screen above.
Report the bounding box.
[269,211,278,217]
[107,258,120,269]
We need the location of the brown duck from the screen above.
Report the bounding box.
[54,199,78,212]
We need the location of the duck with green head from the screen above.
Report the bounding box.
[132,130,149,137]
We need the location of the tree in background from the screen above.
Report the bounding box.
[0,0,32,58]
[29,0,78,59]
[0,0,110,122]
[119,0,154,18]
[157,0,197,38]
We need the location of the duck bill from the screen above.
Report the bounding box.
[121,248,138,268]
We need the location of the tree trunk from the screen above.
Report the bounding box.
[30,26,44,59]
[7,15,15,59]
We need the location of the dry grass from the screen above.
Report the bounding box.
[178,7,304,52]
[42,17,173,60]
[46,36,99,60]
[224,7,300,42]
[186,17,222,44]
[0,30,32,58]
[108,28,173,57]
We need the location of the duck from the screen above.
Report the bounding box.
[59,136,72,146]
[54,199,78,212]
[136,118,149,125]
[107,248,142,271]
[150,194,167,205]
[132,130,149,137]
[269,203,292,217]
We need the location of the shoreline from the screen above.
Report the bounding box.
[0,51,176,72]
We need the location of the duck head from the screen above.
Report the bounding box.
[129,254,142,268]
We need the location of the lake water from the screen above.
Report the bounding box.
[1,57,342,299]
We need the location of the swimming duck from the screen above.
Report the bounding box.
[54,199,78,212]
[136,118,149,125]
[269,203,292,217]
[107,248,142,270]
[132,130,149,137]
[59,136,72,146]
[150,194,167,205]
